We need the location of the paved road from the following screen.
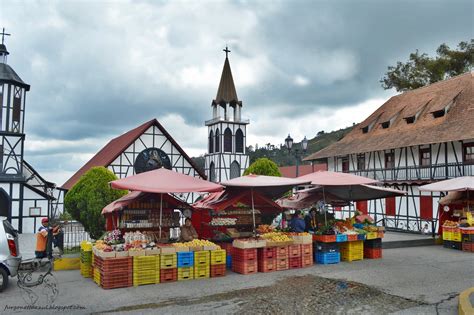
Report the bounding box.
[1,246,472,314]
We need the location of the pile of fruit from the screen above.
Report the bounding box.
[257,224,275,234]
[334,219,354,233]
[173,239,220,248]
[363,225,379,232]
[443,220,458,227]
[260,232,293,242]
[285,232,311,236]
[94,240,113,252]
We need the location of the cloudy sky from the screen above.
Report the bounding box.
[1,0,471,185]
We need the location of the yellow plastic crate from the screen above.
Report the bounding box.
[341,251,364,262]
[442,231,453,241]
[177,267,194,281]
[194,265,210,279]
[133,269,159,286]
[93,267,100,286]
[210,250,226,265]
[366,232,378,240]
[339,241,363,251]
[134,255,160,271]
[80,241,93,252]
[194,251,210,266]
[80,262,92,278]
[453,232,462,242]
[160,254,177,269]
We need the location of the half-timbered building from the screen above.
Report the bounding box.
[204,48,249,182]
[304,72,474,232]
[55,118,206,216]
[0,32,55,233]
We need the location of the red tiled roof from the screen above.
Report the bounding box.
[305,72,474,160]
[61,118,206,190]
[279,164,327,178]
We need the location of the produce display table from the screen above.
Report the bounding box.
[442,221,474,253]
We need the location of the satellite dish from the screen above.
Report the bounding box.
[443,205,450,212]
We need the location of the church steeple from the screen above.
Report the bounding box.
[214,46,239,105]
[0,28,11,64]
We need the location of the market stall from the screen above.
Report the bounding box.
[192,190,283,241]
[420,176,474,252]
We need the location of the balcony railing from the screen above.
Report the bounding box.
[348,162,473,182]
[205,116,250,126]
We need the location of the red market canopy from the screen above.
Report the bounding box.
[102,191,191,214]
[419,176,474,192]
[221,174,311,199]
[110,168,223,193]
[193,190,283,213]
[276,184,406,209]
[297,171,379,186]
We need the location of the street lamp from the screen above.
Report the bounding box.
[285,134,308,177]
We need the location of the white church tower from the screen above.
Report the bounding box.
[204,47,249,182]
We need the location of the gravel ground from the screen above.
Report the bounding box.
[103,275,422,315]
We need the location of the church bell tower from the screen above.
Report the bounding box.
[204,47,249,182]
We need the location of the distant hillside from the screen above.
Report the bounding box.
[191,126,354,173]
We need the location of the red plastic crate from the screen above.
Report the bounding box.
[99,270,132,289]
[276,246,289,258]
[232,259,258,275]
[216,242,233,254]
[462,242,473,252]
[288,244,301,258]
[347,235,358,242]
[210,264,226,277]
[313,235,337,243]
[95,256,132,273]
[258,258,277,273]
[289,256,302,269]
[300,255,313,267]
[258,247,277,259]
[160,268,178,283]
[232,248,257,261]
[276,257,289,271]
[300,244,313,256]
[364,247,382,259]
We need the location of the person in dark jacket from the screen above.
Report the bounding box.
[304,208,318,232]
[290,210,306,232]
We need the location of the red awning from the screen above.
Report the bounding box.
[297,171,379,186]
[419,176,474,192]
[102,191,191,214]
[193,190,282,213]
[110,168,223,193]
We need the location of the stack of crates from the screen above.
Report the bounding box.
[95,256,133,289]
[133,255,160,286]
[275,246,289,271]
[340,240,363,262]
[215,242,233,269]
[288,244,302,269]
[443,226,462,250]
[363,239,382,259]
[177,252,194,281]
[194,251,210,279]
[258,247,277,273]
[80,242,93,278]
[299,243,313,267]
[232,248,258,275]
[210,250,226,277]
[461,228,474,252]
[314,242,340,264]
[160,253,178,283]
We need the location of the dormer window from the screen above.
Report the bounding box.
[361,119,378,134]
[405,116,415,124]
[432,110,445,118]
[381,121,390,129]
[362,126,369,134]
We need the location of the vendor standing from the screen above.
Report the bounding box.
[290,210,306,232]
[304,208,318,232]
[180,218,198,241]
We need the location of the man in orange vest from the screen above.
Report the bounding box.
[35,218,51,259]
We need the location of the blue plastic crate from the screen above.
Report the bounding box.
[177,252,194,267]
[226,255,232,269]
[357,234,366,240]
[336,234,348,242]
[315,252,340,265]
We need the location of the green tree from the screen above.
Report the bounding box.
[381,40,473,92]
[64,167,127,239]
[244,158,282,177]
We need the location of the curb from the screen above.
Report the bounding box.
[458,287,474,315]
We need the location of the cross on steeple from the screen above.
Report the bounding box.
[1,28,11,45]
[223,46,230,59]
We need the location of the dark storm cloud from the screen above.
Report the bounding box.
[1,0,472,183]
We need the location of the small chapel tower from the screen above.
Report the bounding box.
[204,47,249,182]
